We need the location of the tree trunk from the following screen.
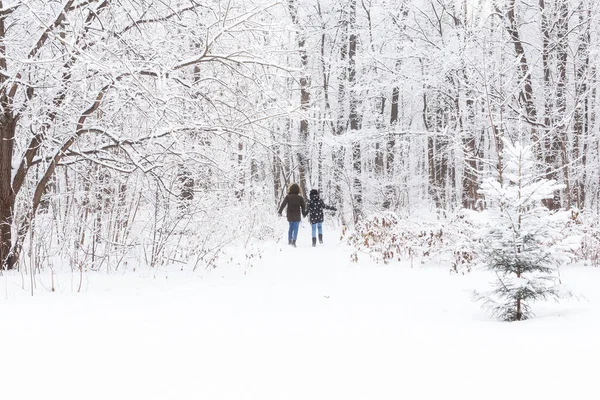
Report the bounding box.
[423,92,438,208]
[555,0,569,209]
[383,3,408,210]
[289,0,311,198]
[500,0,539,144]
[374,96,385,175]
[461,87,480,210]
[539,0,559,209]
[383,84,399,210]
[573,2,590,209]
[273,140,283,204]
[348,0,362,223]
[333,1,349,221]
[0,5,15,270]
[0,114,16,270]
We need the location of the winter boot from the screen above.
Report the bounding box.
[312,237,317,247]
[292,240,297,248]
[288,239,293,245]
[318,234,323,244]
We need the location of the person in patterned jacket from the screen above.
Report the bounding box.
[304,189,336,247]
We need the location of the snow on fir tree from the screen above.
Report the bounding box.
[473,138,573,322]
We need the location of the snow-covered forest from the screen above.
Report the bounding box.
[1,0,598,273]
[3,1,600,397]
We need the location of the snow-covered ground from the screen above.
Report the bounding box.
[1,228,599,400]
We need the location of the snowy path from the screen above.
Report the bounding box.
[1,233,600,399]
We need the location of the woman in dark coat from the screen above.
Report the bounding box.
[305,189,336,247]
[278,183,306,247]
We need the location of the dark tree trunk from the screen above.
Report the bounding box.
[383,80,399,210]
[423,92,438,208]
[333,1,349,221]
[423,90,448,209]
[388,86,399,173]
[374,96,385,175]
[348,0,362,223]
[0,114,16,270]
[0,4,15,270]
[289,0,311,198]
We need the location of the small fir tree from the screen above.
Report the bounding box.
[475,139,570,321]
